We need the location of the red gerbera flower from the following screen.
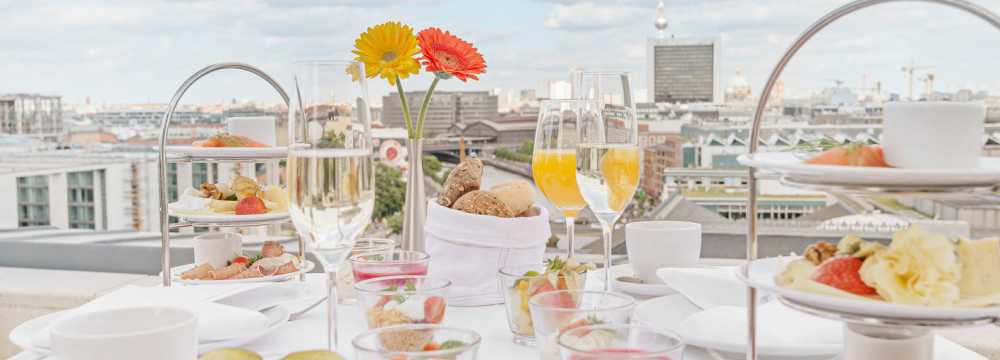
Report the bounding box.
[416,27,486,82]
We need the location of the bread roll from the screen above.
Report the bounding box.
[489,180,534,215]
[438,158,484,207]
[452,190,516,217]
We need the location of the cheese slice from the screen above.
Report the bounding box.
[957,238,1000,298]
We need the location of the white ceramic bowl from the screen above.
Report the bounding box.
[51,306,197,360]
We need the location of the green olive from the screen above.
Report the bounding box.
[199,348,262,360]
[281,350,347,360]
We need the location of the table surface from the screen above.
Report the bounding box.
[9,265,994,360]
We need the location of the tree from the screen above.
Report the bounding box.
[423,155,442,175]
[374,163,406,220]
[518,140,534,156]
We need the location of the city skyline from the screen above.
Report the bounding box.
[4,0,1000,106]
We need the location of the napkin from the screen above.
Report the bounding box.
[657,266,761,309]
[30,284,271,349]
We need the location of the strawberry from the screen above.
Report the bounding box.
[424,296,446,324]
[235,196,267,215]
[805,144,889,167]
[811,256,878,296]
[422,342,440,351]
[230,256,249,266]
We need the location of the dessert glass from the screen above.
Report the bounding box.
[337,238,396,304]
[529,290,636,360]
[352,324,481,360]
[558,324,683,360]
[355,275,451,330]
[498,264,588,346]
[351,250,430,283]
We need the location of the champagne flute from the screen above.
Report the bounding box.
[573,71,640,291]
[287,58,375,350]
[532,100,599,258]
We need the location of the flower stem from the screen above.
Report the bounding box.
[395,76,415,139]
[415,76,440,139]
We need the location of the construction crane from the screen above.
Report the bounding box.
[901,60,931,101]
[919,73,936,99]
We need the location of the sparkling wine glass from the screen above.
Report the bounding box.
[573,70,640,291]
[287,58,375,350]
[532,99,599,258]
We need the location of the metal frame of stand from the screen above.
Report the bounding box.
[157,62,298,286]
[744,1,1000,359]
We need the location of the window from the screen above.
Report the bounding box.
[17,175,49,227]
[167,163,179,202]
[192,163,209,187]
[67,171,96,229]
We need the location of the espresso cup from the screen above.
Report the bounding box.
[882,101,984,169]
[625,221,701,284]
[194,232,242,268]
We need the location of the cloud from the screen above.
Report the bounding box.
[544,2,646,31]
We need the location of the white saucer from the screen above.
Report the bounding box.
[632,294,701,333]
[738,256,1000,321]
[612,276,677,298]
[739,152,1000,188]
[167,206,289,224]
[171,260,314,285]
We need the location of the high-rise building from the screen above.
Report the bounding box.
[382,91,498,136]
[0,94,63,139]
[646,3,722,104]
[647,37,722,104]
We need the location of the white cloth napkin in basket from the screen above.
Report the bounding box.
[426,201,550,306]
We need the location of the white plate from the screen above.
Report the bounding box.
[738,257,1000,321]
[678,304,842,358]
[632,294,701,334]
[738,152,1000,187]
[612,276,677,298]
[167,207,289,224]
[11,305,287,356]
[172,260,315,285]
[165,146,287,160]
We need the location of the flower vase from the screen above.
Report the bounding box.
[401,139,426,251]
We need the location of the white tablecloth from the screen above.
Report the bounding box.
[11,274,988,360]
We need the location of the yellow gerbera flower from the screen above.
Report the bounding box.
[351,21,421,86]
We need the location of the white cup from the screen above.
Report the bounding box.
[51,306,198,360]
[882,101,984,169]
[625,221,702,284]
[194,232,242,268]
[227,116,276,146]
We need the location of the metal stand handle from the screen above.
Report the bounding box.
[157,63,290,286]
[745,1,1000,359]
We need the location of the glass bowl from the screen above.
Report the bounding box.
[355,275,451,330]
[351,250,430,283]
[352,324,481,360]
[558,324,683,360]
[529,290,636,360]
[337,238,396,304]
[498,264,589,346]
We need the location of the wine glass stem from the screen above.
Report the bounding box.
[326,270,338,351]
[602,224,613,291]
[565,216,576,259]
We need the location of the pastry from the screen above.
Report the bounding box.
[489,180,534,215]
[452,190,515,217]
[438,158,483,207]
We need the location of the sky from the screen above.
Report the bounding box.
[3,0,1000,106]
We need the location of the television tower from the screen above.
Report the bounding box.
[654,0,669,38]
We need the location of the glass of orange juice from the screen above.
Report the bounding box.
[573,70,641,291]
[532,100,600,258]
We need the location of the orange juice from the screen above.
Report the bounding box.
[532,149,586,217]
[599,147,640,212]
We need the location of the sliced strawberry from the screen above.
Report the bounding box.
[424,296,446,324]
[530,280,556,297]
[235,196,267,215]
[230,256,249,266]
[811,256,878,296]
[559,318,593,336]
[422,342,440,351]
[374,295,392,309]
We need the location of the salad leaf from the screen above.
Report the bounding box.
[439,340,465,350]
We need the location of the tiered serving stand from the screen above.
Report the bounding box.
[156,62,303,286]
[739,1,1000,359]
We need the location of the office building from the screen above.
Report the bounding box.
[647,37,722,104]
[382,91,498,136]
[0,94,63,139]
